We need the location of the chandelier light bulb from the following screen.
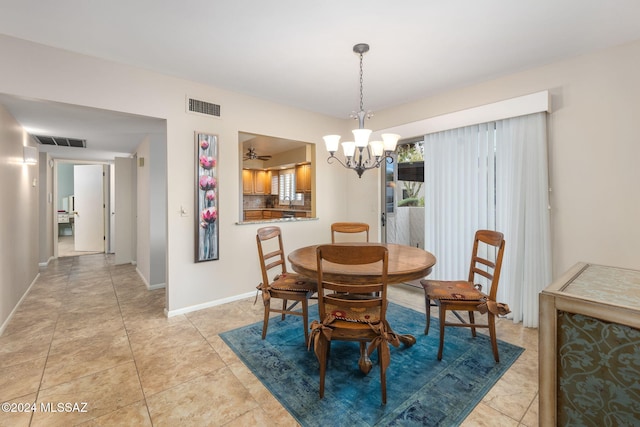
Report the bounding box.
[352,128,372,148]
[323,134,341,153]
[381,133,401,152]
[341,141,356,158]
[369,140,384,158]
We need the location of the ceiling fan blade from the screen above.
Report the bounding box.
[244,147,271,161]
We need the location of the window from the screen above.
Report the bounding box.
[278,168,303,206]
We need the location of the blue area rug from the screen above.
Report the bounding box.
[220,303,524,426]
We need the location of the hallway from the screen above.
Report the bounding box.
[57,236,102,258]
[0,254,539,426]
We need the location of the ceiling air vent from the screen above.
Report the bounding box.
[186,96,221,117]
[34,135,86,148]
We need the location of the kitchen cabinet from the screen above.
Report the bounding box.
[539,263,640,426]
[242,170,254,194]
[254,170,269,194]
[242,209,309,222]
[295,163,311,193]
[244,210,263,221]
[243,169,271,195]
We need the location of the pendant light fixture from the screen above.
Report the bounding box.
[323,43,400,178]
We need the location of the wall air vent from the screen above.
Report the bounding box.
[186,96,221,117]
[34,135,86,148]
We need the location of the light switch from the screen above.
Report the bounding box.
[180,205,188,217]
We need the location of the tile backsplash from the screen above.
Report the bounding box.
[243,194,312,211]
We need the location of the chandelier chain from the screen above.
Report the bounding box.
[359,52,364,113]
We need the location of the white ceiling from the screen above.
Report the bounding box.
[0,93,166,161]
[1,0,640,159]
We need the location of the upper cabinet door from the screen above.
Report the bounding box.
[243,169,271,194]
[254,170,269,194]
[296,163,311,192]
[242,170,254,194]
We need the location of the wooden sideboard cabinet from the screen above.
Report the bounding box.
[539,263,640,426]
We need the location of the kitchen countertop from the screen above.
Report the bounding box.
[244,208,312,212]
[236,217,318,225]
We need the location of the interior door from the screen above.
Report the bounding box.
[73,164,105,252]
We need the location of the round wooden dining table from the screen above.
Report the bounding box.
[288,242,437,348]
[288,242,436,285]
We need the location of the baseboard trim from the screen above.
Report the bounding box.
[134,267,165,291]
[38,256,55,267]
[0,273,40,336]
[165,291,255,318]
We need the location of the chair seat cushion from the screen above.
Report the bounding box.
[421,280,484,301]
[325,295,381,323]
[270,272,317,292]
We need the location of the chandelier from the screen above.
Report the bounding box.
[323,43,400,178]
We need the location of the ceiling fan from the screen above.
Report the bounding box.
[243,147,271,161]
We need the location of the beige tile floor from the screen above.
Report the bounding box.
[0,254,539,426]
[57,236,102,258]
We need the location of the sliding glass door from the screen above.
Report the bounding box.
[381,140,425,248]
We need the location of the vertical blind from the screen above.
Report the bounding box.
[424,112,551,327]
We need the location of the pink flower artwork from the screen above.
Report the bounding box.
[199,175,216,191]
[201,206,217,224]
[199,155,216,169]
[196,133,218,262]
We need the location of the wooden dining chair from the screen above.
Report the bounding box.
[255,226,317,345]
[309,243,398,404]
[420,230,508,362]
[330,222,370,243]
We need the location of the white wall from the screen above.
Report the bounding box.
[374,39,640,277]
[38,151,53,265]
[0,104,40,332]
[2,33,637,322]
[0,34,352,317]
[114,157,135,265]
[134,133,167,289]
[57,163,74,207]
[149,133,167,287]
[136,138,151,286]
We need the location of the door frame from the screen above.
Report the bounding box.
[73,164,106,252]
[380,152,397,244]
[52,159,110,258]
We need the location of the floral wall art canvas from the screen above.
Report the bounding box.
[196,132,219,262]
